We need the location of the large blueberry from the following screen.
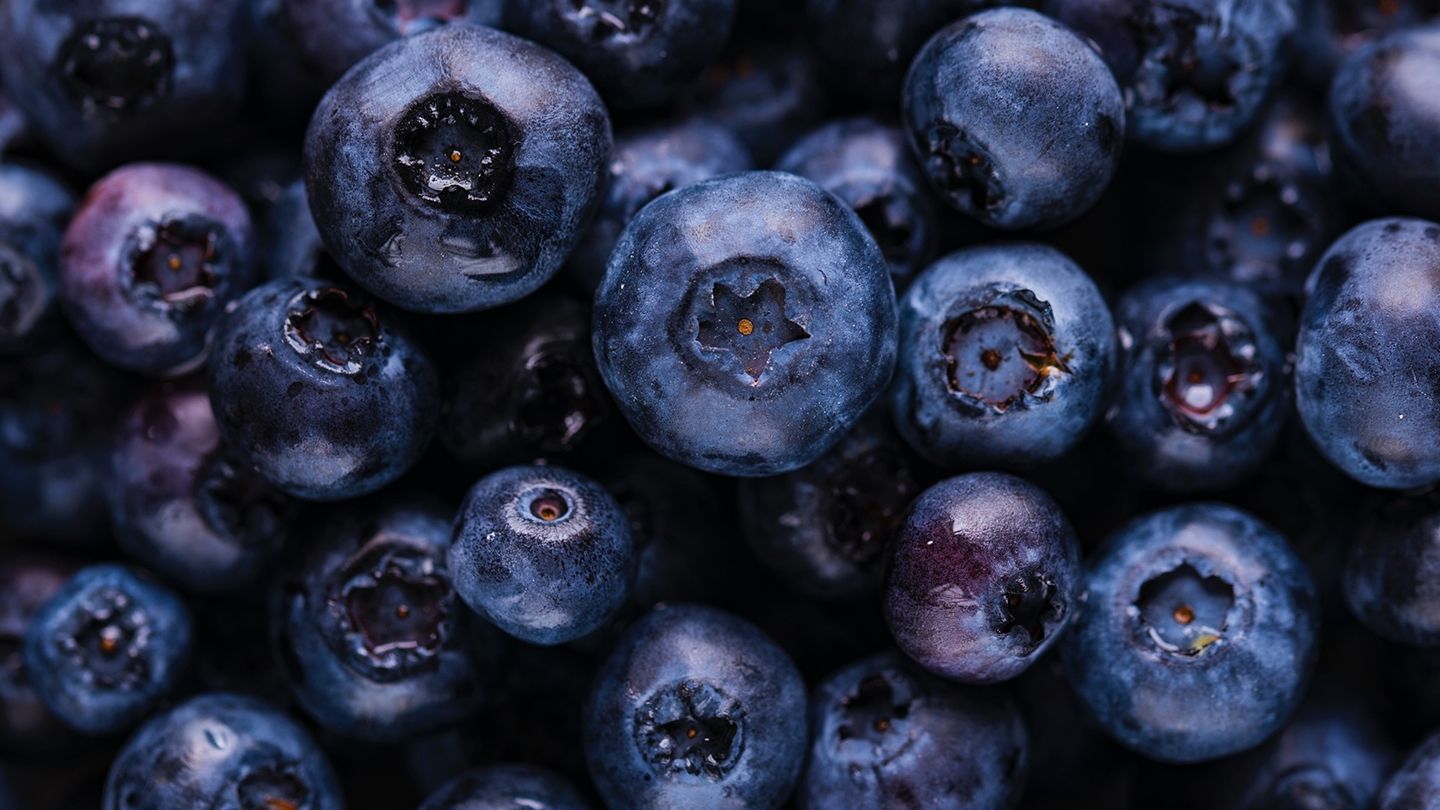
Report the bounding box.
[583,603,807,810]
[902,7,1124,230]
[419,764,590,810]
[303,24,611,314]
[1061,503,1319,763]
[0,162,73,354]
[889,243,1115,470]
[1343,488,1440,646]
[593,171,897,477]
[207,276,439,500]
[1295,218,1440,489]
[450,465,636,646]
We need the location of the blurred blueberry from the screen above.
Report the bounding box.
[0,162,74,355]
[1343,487,1440,646]
[1294,0,1438,88]
[0,554,82,757]
[419,764,591,810]
[264,178,344,282]
[1375,727,1440,810]
[681,37,828,166]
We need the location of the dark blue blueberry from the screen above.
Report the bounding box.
[1342,487,1440,646]
[889,243,1115,470]
[110,380,296,594]
[882,472,1080,684]
[902,8,1124,231]
[0,554,83,756]
[1329,25,1440,221]
[58,163,256,378]
[681,37,828,166]
[207,276,440,501]
[738,410,924,600]
[798,649,1028,810]
[593,170,897,477]
[0,162,74,354]
[569,117,752,294]
[450,464,636,645]
[1295,217,1440,489]
[1294,0,1437,88]
[265,178,345,282]
[303,24,612,314]
[418,764,590,810]
[1046,0,1298,152]
[505,0,737,109]
[582,603,807,810]
[1105,276,1292,492]
[102,692,342,810]
[273,494,504,741]
[776,117,940,286]
[0,0,250,173]
[1061,503,1319,763]
[1375,728,1440,810]
[24,563,193,736]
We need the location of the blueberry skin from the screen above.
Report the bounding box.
[419,764,591,810]
[593,171,897,477]
[1061,503,1319,763]
[450,465,637,646]
[902,8,1124,231]
[505,0,737,110]
[1343,488,1440,646]
[1106,276,1292,493]
[0,161,74,354]
[569,117,753,294]
[1294,0,1437,89]
[24,563,193,736]
[798,649,1028,810]
[59,163,256,378]
[0,554,82,756]
[583,603,807,810]
[1046,0,1299,153]
[882,472,1080,684]
[776,117,940,287]
[102,692,343,810]
[207,276,440,501]
[1295,218,1440,489]
[0,0,249,173]
[1329,26,1440,221]
[303,24,612,314]
[273,494,504,741]
[889,243,1115,471]
[680,39,829,166]
[265,178,343,282]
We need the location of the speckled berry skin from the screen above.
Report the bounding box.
[1295,218,1440,489]
[583,603,807,810]
[889,243,1115,471]
[59,163,255,377]
[882,473,1080,685]
[24,564,193,736]
[207,276,439,501]
[0,162,73,354]
[902,8,1124,231]
[102,692,343,810]
[449,465,636,646]
[418,764,591,810]
[593,171,897,477]
[799,649,1029,810]
[303,23,611,314]
[1061,504,1319,763]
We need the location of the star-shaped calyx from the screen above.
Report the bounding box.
[696,278,809,382]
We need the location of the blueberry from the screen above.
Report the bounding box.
[1294,0,1438,89]
[450,464,636,645]
[882,472,1080,684]
[58,163,256,378]
[264,178,345,282]
[1106,276,1293,492]
[1329,25,1440,221]
[775,117,940,286]
[24,563,193,736]
[418,764,590,810]
[110,380,296,594]
[1046,0,1298,152]
[0,0,250,172]
[889,242,1115,471]
[207,276,440,500]
[505,0,737,109]
[1342,487,1440,646]
[303,24,612,314]
[680,37,828,166]
[1061,503,1319,763]
[102,692,343,810]
[1375,728,1440,810]
[902,8,1124,230]
[0,161,74,354]
[569,117,752,294]
[583,603,807,810]
[0,554,82,756]
[798,649,1028,810]
[593,171,897,477]
[273,494,504,741]
[1295,217,1440,489]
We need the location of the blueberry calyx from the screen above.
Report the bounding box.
[520,486,574,524]
[1206,163,1319,282]
[942,292,1070,414]
[634,679,744,781]
[58,17,174,118]
[923,124,1004,215]
[563,0,664,44]
[836,672,913,747]
[194,450,290,550]
[1135,562,1234,656]
[58,588,151,688]
[235,764,310,810]
[0,244,44,342]
[1131,7,1241,114]
[128,218,221,310]
[332,544,451,677]
[513,350,606,453]
[826,447,915,566]
[994,571,1062,648]
[696,277,810,382]
[391,92,515,214]
[1155,301,1263,434]
[370,0,471,35]
[283,288,380,374]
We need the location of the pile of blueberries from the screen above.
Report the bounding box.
[4,0,1440,806]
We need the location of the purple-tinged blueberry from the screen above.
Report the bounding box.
[0,162,74,354]
[418,764,591,810]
